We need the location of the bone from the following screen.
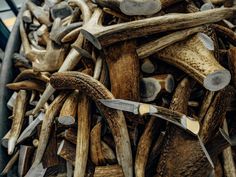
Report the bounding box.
[28,32,46,51]
[137,26,205,59]
[50,1,73,20]
[36,24,50,46]
[93,56,103,80]
[33,18,69,72]
[140,77,162,102]
[135,117,159,177]
[90,122,107,165]
[32,139,39,147]
[1,130,11,148]
[141,58,156,74]
[222,120,236,177]
[31,93,68,167]
[74,94,91,177]
[3,0,236,175]
[20,19,46,63]
[156,78,211,177]
[8,90,28,155]
[101,141,117,164]
[41,124,60,168]
[81,8,236,49]
[61,27,82,43]
[141,77,174,104]
[50,71,133,177]
[13,53,31,69]
[151,74,175,93]
[14,69,50,83]
[32,0,92,115]
[94,0,183,16]
[22,10,32,23]
[26,1,51,26]
[155,33,231,91]
[212,24,236,46]
[199,86,234,143]
[50,22,83,44]
[58,90,79,125]
[198,91,215,122]
[64,128,77,144]
[57,140,76,166]
[146,131,165,173]
[1,150,19,175]
[93,165,124,177]
[104,40,140,147]
[6,80,46,93]
[228,47,236,88]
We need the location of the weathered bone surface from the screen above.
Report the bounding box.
[31,93,68,168]
[74,94,91,177]
[199,86,233,143]
[155,33,231,91]
[135,117,158,177]
[222,120,236,177]
[50,22,83,44]
[6,80,46,93]
[50,71,133,177]
[90,122,107,165]
[94,0,184,15]
[33,0,92,115]
[228,47,236,88]
[81,8,236,49]
[140,74,175,102]
[104,40,140,147]
[141,58,156,74]
[93,165,124,177]
[137,26,205,59]
[33,18,68,72]
[140,77,161,102]
[27,1,51,26]
[42,124,60,168]
[8,90,28,155]
[22,10,32,23]
[156,78,211,177]
[3,0,236,176]
[14,69,50,83]
[58,90,79,125]
[57,140,76,166]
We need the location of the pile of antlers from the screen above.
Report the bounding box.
[1,0,236,177]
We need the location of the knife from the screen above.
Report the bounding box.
[99,99,216,169]
[17,112,45,144]
[99,99,200,135]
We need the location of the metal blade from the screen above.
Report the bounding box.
[197,135,214,169]
[24,163,47,177]
[17,112,44,144]
[99,99,140,114]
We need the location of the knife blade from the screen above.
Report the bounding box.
[24,163,47,177]
[99,99,200,135]
[17,112,45,144]
[197,135,214,169]
[99,99,158,115]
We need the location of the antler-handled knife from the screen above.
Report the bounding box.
[99,99,200,135]
[99,99,216,168]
